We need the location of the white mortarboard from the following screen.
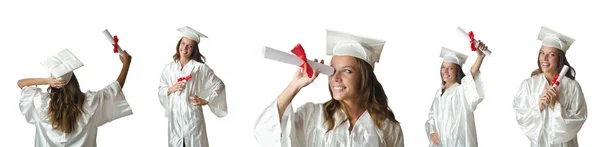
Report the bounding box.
[176,26,208,44]
[326,29,385,69]
[40,49,84,83]
[537,26,575,53]
[440,46,469,66]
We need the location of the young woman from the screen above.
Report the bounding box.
[425,44,487,147]
[18,49,133,147]
[254,29,403,147]
[157,26,228,147]
[513,26,587,147]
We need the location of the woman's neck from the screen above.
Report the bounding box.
[341,99,365,120]
[442,81,456,92]
[179,58,191,70]
[341,99,365,133]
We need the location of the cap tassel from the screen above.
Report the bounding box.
[291,44,314,78]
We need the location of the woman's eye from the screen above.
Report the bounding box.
[344,69,352,73]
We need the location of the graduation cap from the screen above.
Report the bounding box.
[537,26,575,53]
[440,46,468,66]
[326,29,386,69]
[40,49,84,83]
[177,26,208,44]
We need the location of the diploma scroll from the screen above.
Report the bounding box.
[102,29,123,54]
[552,65,570,87]
[262,46,334,76]
[456,26,492,56]
[174,66,196,96]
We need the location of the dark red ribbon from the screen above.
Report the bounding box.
[112,36,119,53]
[290,44,314,78]
[468,31,477,51]
[552,74,560,86]
[177,74,192,82]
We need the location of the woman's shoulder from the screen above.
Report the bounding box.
[297,102,323,111]
[562,77,582,90]
[519,74,543,85]
[381,118,403,135]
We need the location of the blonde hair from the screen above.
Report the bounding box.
[323,57,398,132]
[47,74,86,133]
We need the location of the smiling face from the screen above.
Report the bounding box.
[178,37,197,59]
[440,61,458,84]
[328,55,362,101]
[538,46,560,73]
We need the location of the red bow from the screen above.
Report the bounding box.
[552,74,560,86]
[468,31,477,51]
[177,74,192,82]
[291,44,314,78]
[112,36,119,53]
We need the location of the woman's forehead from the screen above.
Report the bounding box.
[441,61,457,67]
[540,46,559,52]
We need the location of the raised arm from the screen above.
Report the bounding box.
[278,59,323,119]
[116,51,132,88]
[18,78,66,89]
[470,40,487,78]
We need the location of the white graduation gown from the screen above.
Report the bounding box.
[513,74,587,147]
[158,60,228,147]
[254,101,404,147]
[425,72,485,147]
[19,81,132,147]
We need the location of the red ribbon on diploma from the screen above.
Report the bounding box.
[112,36,119,53]
[177,74,192,82]
[468,31,477,51]
[291,44,314,78]
[552,74,560,86]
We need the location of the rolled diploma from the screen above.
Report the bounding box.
[102,29,123,53]
[262,46,334,76]
[456,26,492,56]
[552,65,570,87]
[175,66,196,96]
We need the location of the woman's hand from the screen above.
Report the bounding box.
[430,133,440,145]
[47,77,67,89]
[189,94,209,106]
[539,89,550,112]
[168,81,186,95]
[288,59,324,91]
[476,40,488,58]
[119,50,132,65]
[546,87,559,109]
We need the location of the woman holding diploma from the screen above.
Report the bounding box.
[158,26,228,147]
[513,26,587,147]
[425,44,488,146]
[254,29,403,147]
[17,49,133,147]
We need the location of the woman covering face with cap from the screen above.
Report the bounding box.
[425,43,488,146]
[513,26,587,147]
[17,49,133,147]
[254,29,403,147]
[157,26,228,147]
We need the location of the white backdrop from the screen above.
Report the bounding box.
[0,0,597,146]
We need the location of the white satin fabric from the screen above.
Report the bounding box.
[158,60,228,147]
[514,74,587,147]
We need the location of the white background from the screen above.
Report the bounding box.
[0,0,598,146]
